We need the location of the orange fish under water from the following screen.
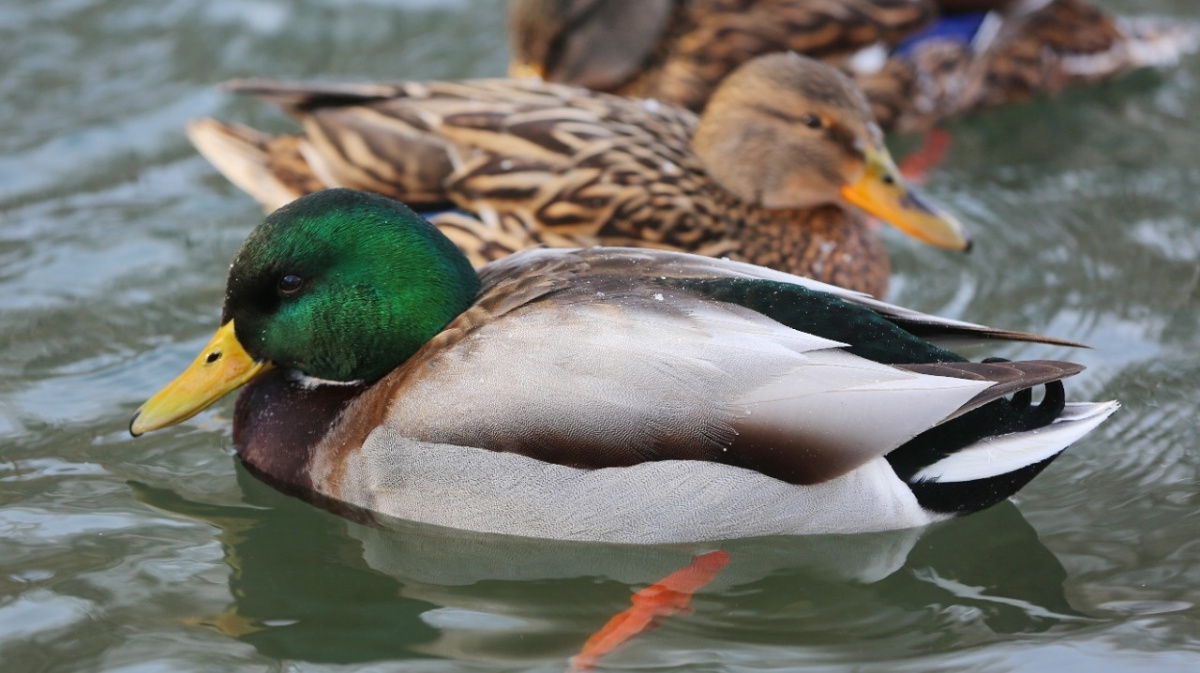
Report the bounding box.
[569,550,731,672]
[900,129,954,185]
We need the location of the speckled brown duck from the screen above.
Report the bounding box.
[187,53,968,298]
[509,0,1199,131]
[129,188,1118,543]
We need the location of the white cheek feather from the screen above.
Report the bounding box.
[289,371,364,390]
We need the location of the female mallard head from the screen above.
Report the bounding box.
[130,189,480,435]
[693,52,971,251]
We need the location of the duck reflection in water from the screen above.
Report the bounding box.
[132,461,1089,670]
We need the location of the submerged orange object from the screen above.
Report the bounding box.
[899,128,954,185]
[569,550,731,671]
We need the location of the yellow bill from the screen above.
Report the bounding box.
[129,321,273,436]
[841,143,972,252]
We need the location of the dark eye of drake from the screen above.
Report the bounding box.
[277,274,304,297]
[800,114,823,129]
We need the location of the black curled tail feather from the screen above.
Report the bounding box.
[884,359,1081,516]
[1027,378,1065,426]
[883,379,1066,482]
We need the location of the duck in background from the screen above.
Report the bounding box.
[129,188,1117,544]
[188,54,968,297]
[509,0,1199,131]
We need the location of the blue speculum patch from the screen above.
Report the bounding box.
[893,11,989,58]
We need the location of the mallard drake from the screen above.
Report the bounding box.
[130,189,1117,543]
[187,53,968,298]
[509,0,1199,131]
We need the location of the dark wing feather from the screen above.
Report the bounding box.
[528,247,1088,352]
[896,360,1084,420]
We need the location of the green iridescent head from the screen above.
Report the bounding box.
[130,189,479,435]
[224,188,481,382]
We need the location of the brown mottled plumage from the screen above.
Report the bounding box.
[859,0,1198,130]
[509,0,1198,131]
[509,0,936,112]
[188,54,968,297]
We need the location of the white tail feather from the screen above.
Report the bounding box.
[912,401,1120,484]
[1119,18,1200,69]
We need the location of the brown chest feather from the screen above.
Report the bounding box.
[233,370,367,492]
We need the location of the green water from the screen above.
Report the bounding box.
[2,0,1199,670]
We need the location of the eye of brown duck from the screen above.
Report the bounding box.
[277,274,304,297]
[799,114,823,129]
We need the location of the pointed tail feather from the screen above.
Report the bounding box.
[187,119,313,212]
[1060,17,1200,81]
[1117,18,1200,70]
[221,78,407,110]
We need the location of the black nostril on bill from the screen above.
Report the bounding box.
[205,351,221,364]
